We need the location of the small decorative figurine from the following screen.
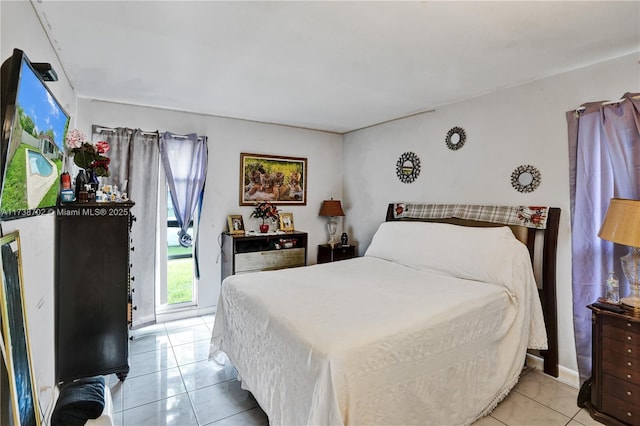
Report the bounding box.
[341,232,349,246]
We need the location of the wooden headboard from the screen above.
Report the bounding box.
[385,203,561,377]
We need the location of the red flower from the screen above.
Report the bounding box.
[96,140,110,154]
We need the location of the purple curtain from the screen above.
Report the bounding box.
[568,92,640,384]
[159,132,208,276]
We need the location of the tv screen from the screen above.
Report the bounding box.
[0,48,69,220]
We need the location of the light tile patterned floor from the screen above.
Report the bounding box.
[107,315,597,426]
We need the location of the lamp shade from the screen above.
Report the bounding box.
[598,198,640,247]
[319,199,345,217]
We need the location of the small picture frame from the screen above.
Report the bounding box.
[227,215,245,235]
[279,213,294,232]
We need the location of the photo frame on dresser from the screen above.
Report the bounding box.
[0,232,41,426]
[227,215,245,235]
[279,213,294,232]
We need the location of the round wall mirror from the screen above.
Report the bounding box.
[445,126,466,151]
[511,165,541,193]
[396,152,421,183]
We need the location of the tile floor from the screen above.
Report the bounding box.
[106,315,599,426]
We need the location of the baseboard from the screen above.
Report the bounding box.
[526,353,579,389]
[155,306,215,323]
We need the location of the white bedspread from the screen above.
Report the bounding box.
[210,255,547,426]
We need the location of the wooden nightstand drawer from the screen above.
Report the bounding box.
[602,373,640,403]
[603,335,640,361]
[603,323,640,344]
[603,314,640,334]
[603,350,639,385]
[317,244,357,264]
[601,394,639,424]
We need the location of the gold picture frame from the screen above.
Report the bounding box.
[240,152,307,206]
[279,213,294,232]
[227,215,245,235]
[0,232,41,426]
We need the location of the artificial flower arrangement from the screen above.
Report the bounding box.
[65,129,111,176]
[250,201,279,224]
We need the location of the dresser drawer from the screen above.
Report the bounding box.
[603,350,640,385]
[603,314,640,334]
[601,393,639,424]
[603,336,640,361]
[602,373,640,404]
[235,248,305,273]
[604,322,640,345]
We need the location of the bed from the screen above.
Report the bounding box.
[210,203,560,425]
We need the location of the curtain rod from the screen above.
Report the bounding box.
[92,125,202,140]
[575,94,640,113]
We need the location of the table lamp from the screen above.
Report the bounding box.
[598,198,640,309]
[319,199,345,248]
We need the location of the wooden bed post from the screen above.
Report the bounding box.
[541,207,560,377]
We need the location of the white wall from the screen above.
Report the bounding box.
[344,52,640,379]
[1,0,79,418]
[76,99,343,311]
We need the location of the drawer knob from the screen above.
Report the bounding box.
[629,361,633,367]
[628,412,632,417]
[627,374,632,379]
[629,322,633,327]
[629,348,633,354]
[628,391,633,396]
[628,335,633,340]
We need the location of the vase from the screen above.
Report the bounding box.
[87,168,99,192]
[259,223,269,233]
[74,169,87,200]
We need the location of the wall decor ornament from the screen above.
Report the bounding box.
[445,126,466,151]
[396,152,421,184]
[511,164,542,193]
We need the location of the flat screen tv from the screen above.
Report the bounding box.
[0,48,69,220]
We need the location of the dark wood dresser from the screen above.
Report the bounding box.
[587,303,640,425]
[56,202,134,384]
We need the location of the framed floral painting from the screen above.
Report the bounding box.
[240,153,307,206]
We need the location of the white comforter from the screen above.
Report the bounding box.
[210,255,547,426]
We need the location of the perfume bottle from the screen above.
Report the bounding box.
[605,271,619,304]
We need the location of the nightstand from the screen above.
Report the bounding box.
[586,303,640,425]
[317,244,356,264]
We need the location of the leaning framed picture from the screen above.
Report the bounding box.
[240,153,307,206]
[227,215,245,235]
[0,232,41,426]
[279,213,294,232]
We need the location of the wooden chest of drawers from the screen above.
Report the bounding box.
[587,304,640,425]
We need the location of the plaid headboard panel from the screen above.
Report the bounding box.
[391,203,550,229]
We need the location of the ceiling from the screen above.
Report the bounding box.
[31,1,640,134]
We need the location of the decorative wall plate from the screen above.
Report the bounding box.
[396,152,421,183]
[445,126,466,151]
[511,164,541,193]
